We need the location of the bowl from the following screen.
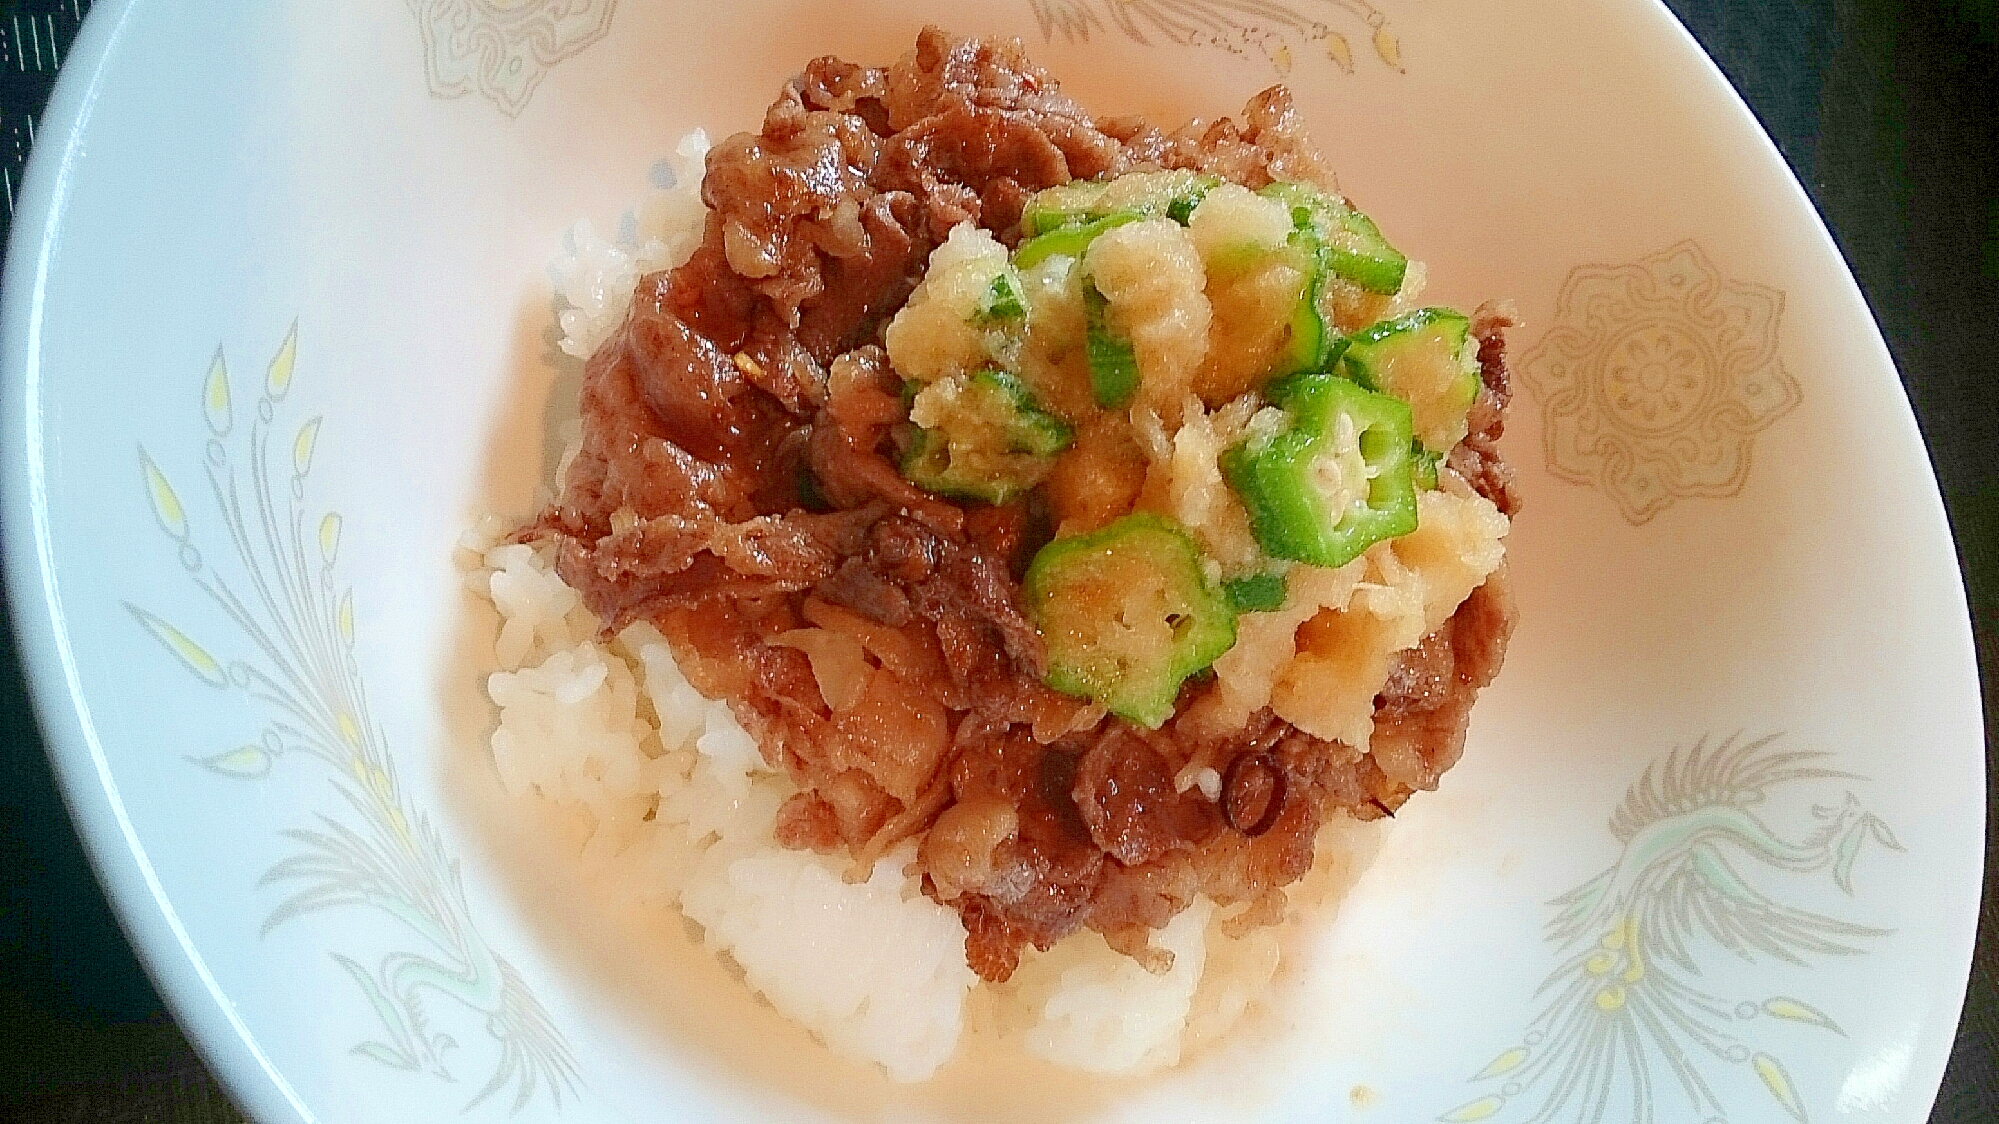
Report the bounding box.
[4,1,1981,1121]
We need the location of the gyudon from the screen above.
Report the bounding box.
[484,25,1518,1078]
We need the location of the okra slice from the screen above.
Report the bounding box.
[1021,170,1222,238]
[1275,226,1338,376]
[1025,513,1237,728]
[976,271,1028,326]
[1188,185,1340,397]
[1341,308,1481,453]
[1411,442,1442,491]
[1222,373,1419,569]
[1223,571,1289,614]
[1120,170,1224,225]
[1258,182,1408,296]
[1021,179,1112,236]
[1082,280,1140,409]
[902,369,1076,503]
[1015,212,1144,270]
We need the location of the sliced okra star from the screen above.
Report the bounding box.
[1020,178,1111,236]
[1275,224,1337,376]
[1020,170,1222,237]
[1025,513,1237,728]
[1015,212,1143,270]
[1341,307,1481,453]
[1257,181,1408,296]
[1222,373,1419,569]
[1194,190,1339,385]
[901,369,1075,504]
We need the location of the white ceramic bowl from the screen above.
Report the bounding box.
[4,2,1982,1122]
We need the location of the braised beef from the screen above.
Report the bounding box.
[1453,301,1522,517]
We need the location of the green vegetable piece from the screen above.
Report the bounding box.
[902,369,1075,503]
[1021,171,1221,237]
[1275,224,1346,377]
[1259,367,1320,412]
[1259,182,1408,296]
[1341,308,1481,453]
[1412,442,1441,491]
[1222,373,1419,569]
[1197,207,1338,389]
[1021,180,1111,236]
[977,272,1027,325]
[1223,572,1289,614]
[1324,212,1406,295]
[1014,212,1144,270]
[1025,513,1237,728]
[1083,281,1140,409]
[1119,170,1220,222]
[1279,273,1329,374]
[1164,186,1217,225]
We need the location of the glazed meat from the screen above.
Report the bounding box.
[527,27,1518,981]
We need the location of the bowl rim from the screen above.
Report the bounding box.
[0,1,316,1121]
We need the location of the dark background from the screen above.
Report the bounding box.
[0,0,1992,1120]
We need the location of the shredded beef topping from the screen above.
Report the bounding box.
[1454,300,1523,517]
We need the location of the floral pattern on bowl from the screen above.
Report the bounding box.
[133,327,580,1113]
[1519,241,1801,525]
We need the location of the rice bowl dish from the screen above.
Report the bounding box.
[463,28,1515,1082]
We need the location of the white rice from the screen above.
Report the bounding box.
[460,136,1364,1082]
[550,130,714,360]
[1016,898,1215,1072]
[460,522,1293,1081]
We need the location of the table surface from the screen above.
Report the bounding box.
[1,0,1993,1120]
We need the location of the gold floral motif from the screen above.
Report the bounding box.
[408,0,616,117]
[1520,241,1800,524]
[1028,0,1402,74]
